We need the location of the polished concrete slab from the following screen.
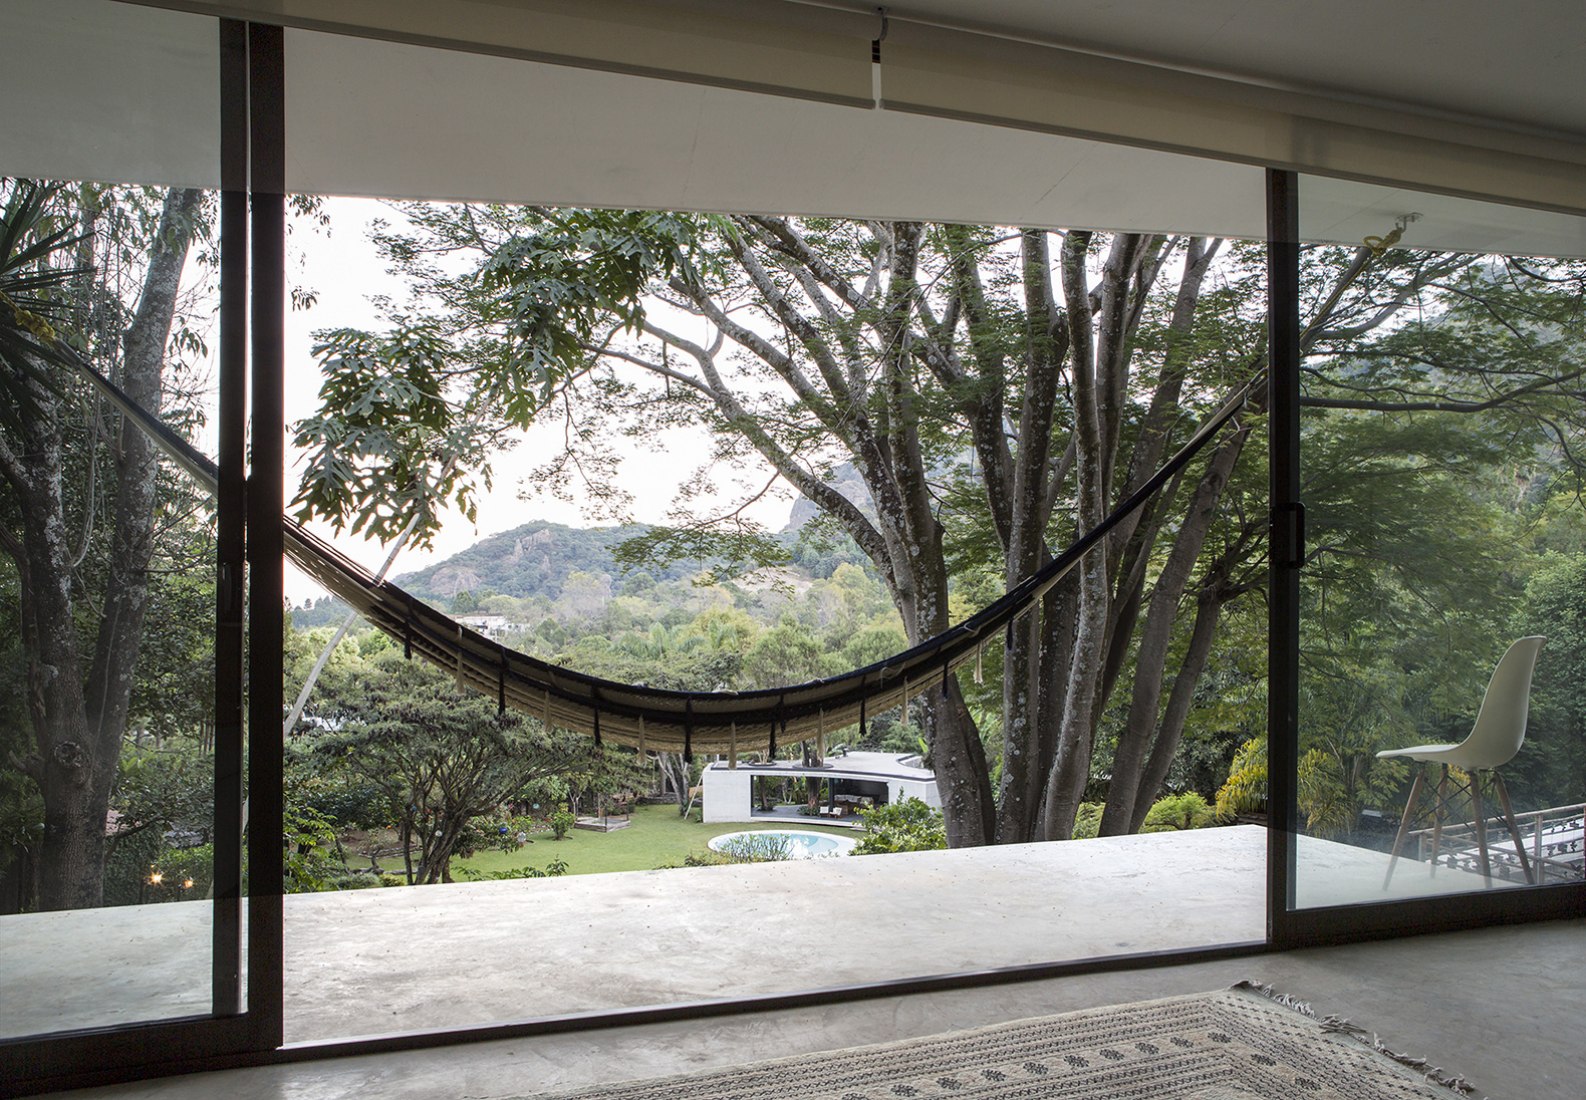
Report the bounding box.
[36,920,1586,1100]
[1,826,1511,1043]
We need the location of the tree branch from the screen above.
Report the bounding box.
[1298,364,1585,413]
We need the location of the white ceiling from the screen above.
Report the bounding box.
[0,0,218,189]
[4,0,1585,255]
[846,0,1586,140]
[288,26,1586,257]
[285,28,1266,240]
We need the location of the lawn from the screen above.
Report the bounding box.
[451,804,858,877]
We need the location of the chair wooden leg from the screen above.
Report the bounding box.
[1491,771,1536,885]
[1469,769,1492,887]
[1429,764,1449,876]
[1384,767,1426,890]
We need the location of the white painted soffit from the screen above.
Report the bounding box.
[286,29,1586,259]
[4,1,1586,257]
[284,28,1265,241]
[0,0,220,189]
[118,0,1586,216]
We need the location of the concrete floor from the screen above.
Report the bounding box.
[32,920,1586,1100]
[3,827,1518,1043]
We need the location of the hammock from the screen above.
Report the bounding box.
[69,346,1258,759]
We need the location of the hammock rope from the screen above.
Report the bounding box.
[65,343,1260,754]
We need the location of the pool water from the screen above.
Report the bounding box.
[708,829,858,859]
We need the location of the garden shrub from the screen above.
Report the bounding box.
[1141,791,1216,832]
[550,806,576,840]
[853,796,946,854]
[456,857,570,881]
[1070,802,1104,840]
[715,832,793,862]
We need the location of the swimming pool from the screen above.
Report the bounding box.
[708,829,858,860]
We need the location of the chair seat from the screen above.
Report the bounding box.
[1377,743,1464,763]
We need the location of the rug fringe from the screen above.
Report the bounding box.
[1230,980,1484,1100]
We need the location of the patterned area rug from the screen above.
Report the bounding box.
[520,983,1480,1100]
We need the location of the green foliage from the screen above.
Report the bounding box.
[712,832,794,862]
[1070,802,1104,840]
[612,524,790,583]
[310,651,598,883]
[284,799,343,894]
[852,797,947,854]
[397,521,699,603]
[127,524,218,746]
[292,207,705,547]
[100,744,215,904]
[1140,792,1216,832]
[1510,553,1586,807]
[0,180,84,431]
[1215,738,1266,821]
[1294,367,1564,835]
[288,760,389,831]
[550,806,576,840]
[741,617,827,688]
[456,857,569,881]
[277,203,1586,855]
[291,322,501,548]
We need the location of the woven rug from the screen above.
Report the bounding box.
[520,983,1481,1100]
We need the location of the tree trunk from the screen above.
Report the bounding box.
[1099,429,1247,835]
[12,189,203,909]
[1041,232,1112,841]
[12,364,103,910]
[1127,581,1231,833]
[990,232,1064,845]
[656,752,692,816]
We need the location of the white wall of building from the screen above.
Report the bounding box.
[701,764,756,824]
[701,752,940,824]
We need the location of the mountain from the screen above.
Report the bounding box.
[289,475,883,629]
[394,521,700,602]
[784,462,874,533]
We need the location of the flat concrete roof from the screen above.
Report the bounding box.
[708,750,935,782]
[1,827,1518,1044]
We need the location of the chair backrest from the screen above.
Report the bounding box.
[1458,636,1546,769]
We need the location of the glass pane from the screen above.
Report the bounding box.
[1293,177,1586,909]
[277,182,1271,1041]
[0,1,225,1038]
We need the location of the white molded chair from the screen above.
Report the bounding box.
[1377,636,1545,889]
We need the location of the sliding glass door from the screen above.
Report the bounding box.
[0,3,265,1088]
[1276,173,1586,939]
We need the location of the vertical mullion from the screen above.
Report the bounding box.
[245,20,286,1046]
[1265,168,1301,948]
[212,16,248,1020]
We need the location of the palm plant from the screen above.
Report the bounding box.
[0,179,86,432]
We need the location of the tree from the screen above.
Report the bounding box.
[314,651,599,884]
[1504,552,1585,809]
[0,181,206,909]
[293,203,1585,850]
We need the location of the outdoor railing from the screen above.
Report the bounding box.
[1407,802,1585,883]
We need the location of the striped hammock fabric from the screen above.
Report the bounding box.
[69,345,1258,759]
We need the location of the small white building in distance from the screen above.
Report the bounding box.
[455,613,509,639]
[701,751,940,827]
